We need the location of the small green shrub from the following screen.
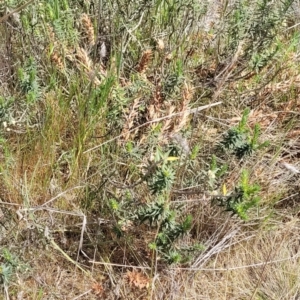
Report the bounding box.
[220,108,269,158]
[213,170,260,220]
[146,148,177,194]
[0,248,28,287]
[0,263,12,286]
[137,198,195,264]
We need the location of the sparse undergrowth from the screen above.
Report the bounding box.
[0,0,300,299]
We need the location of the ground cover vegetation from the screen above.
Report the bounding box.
[0,0,300,298]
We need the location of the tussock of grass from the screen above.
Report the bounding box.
[0,0,300,299]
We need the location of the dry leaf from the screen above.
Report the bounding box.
[156,39,165,50]
[91,282,104,295]
[126,270,150,289]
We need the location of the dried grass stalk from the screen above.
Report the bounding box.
[47,25,55,44]
[50,52,64,71]
[75,47,93,70]
[72,47,103,85]
[48,25,64,71]
[161,104,176,133]
[122,97,141,141]
[137,49,152,74]
[80,13,95,47]
[175,82,194,132]
[148,82,163,121]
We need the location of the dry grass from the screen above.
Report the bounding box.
[1,207,299,299]
[0,0,300,299]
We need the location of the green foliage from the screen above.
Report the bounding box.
[148,164,176,194]
[208,155,228,191]
[42,0,79,45]
[109,199,120,212]
[0,263,12,285]
[164,250,182,264]
[213,170,260,220]
[224,0,294,72]
[220,108,269,158]
[190,144,200,160]
[89,76,115,115]
[17,57,40,103]
[162,63,185,97]
[147,148,176,194]
[0,248,27,287]
[137,196,195,264]
[0,96,15,127]
[137,198,169,226]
